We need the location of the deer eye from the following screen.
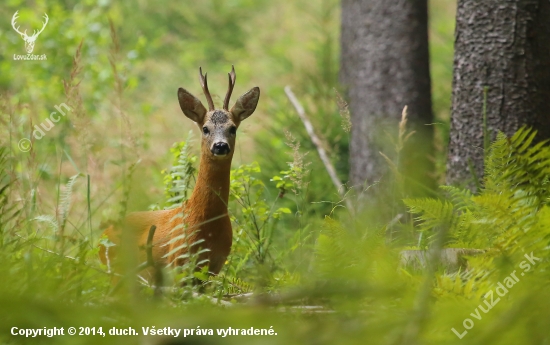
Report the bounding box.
[202,127,210,135]
[229,126,237,135]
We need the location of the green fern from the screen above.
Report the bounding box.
[403,198,456,247]
[485,127,550,203]
[59,173,81,231]
[315,216,350,276]
[33,215,59,232]
[212,275,254,295]
[440,185,474,211]
[163,131,197,209]
[406,127,550,245]
[405,127,550,294]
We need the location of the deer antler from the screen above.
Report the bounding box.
[199,67,215,111]
[223,65,236,110]
[11,11,27,37]
[32,13,49,38]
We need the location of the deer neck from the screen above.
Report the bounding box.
[187,155,232,217]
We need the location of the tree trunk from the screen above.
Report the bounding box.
[447,0,550,188]
[341,0,434,195]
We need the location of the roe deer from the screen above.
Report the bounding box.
[99,66,260,278]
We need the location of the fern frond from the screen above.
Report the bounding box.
[440,185,474,211]
[164,131,197,209]
[213,275,254,295]
[485,127,550,203]
[33,215,59,232]
[60,173,81,230]
[404,198,455,230]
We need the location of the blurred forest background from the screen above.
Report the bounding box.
[1,0,550,344]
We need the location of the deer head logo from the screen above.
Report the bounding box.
[11,11,49,54]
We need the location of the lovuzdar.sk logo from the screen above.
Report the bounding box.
[11,10,48,61]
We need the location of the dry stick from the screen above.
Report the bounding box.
[284,86,352,211]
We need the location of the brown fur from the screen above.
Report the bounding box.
[98,68,260,277]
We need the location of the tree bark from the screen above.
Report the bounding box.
[341,0,434,195]
[447,0,550,188]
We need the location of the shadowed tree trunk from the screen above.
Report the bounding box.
[447,0,550,188]
[341,0,434,196]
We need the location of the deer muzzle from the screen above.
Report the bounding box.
[211,142,230,156]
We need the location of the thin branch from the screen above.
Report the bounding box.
[284,86,352,210]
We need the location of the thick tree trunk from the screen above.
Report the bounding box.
[341,0,434,194]
[447,0,550,188]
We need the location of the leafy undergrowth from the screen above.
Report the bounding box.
[1,128,550,345]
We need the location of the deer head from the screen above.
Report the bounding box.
[177,66,260,160]
[11,11,49,54]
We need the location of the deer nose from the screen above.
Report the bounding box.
[212,142,230,156]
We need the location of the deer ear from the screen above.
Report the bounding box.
[178,88,207,123]
[230,87,260,122]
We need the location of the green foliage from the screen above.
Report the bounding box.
[211,275,254,295]
[405,128,550,301]
[406,128,550,245]
[485,128,550,200]
[0,171,108,306]
[160,132,197,209]
[3,120,550,344]
[0,148,20,246]
[228,162,286,282]
[403,197,455,247]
